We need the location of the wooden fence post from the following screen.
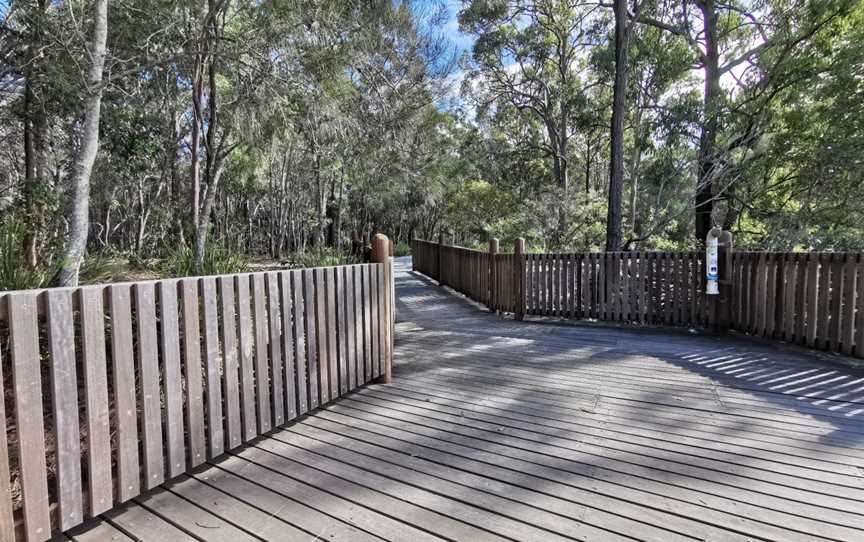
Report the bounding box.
[372,234,393,384]
[515,238,525,321]
[488,238,499,311]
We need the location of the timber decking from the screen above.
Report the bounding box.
[65,257,864,542]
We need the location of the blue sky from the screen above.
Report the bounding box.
[439,0,475,58]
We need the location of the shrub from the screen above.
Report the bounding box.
[394,241,411,257]
[0,218,51,291]
[288,247,357,268]
[161,243,248,277]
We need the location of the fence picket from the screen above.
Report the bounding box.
[46,290,83,529]
[235,275,258,440]
[266,272,285,425]
[0,329,13,542]
[218,276,242,450]
[134,283,164,488]
[8,293,51,538]
[80,287,113,514]
[109,285,141,500]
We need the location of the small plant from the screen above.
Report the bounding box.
[0,218,51,291]
[161,243,248,277]
[288,247,357,268]
[394,241,411,257]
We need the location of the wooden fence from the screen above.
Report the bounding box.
[0,255,393,541]
[412,239,864,359]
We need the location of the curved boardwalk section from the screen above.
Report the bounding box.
[65,257,864,541]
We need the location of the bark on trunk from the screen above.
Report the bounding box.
[57,0,109,286]
[605,0,630,252]
[696,0,720,244]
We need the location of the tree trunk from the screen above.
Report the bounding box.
[605,0,630,252]
[57,0,109,286]
[21,0,48,270]
[190,58,205,237]
[696,0,720,244]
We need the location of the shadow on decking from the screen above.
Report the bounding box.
[396,265,864,448]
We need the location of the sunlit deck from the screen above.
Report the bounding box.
[62,257,864,542]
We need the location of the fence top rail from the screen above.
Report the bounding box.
[414,239,864,260]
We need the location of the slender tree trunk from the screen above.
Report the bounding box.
[605,0,630,252]
[190,59,204,237]
[21,0,47,270]
[57,0,109,286]
[696,0,720,244]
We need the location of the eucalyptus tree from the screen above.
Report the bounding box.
[635,0,854,244]
[57,0,108,286]
[459,0,604,242]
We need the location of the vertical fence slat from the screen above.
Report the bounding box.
[46,290,83,530]
[218,276,242,450]
[817,254,832,350]
[370,265,382,378]
[8,294,51,538]
[109,285,141,501]
[279,272,297,421]
[252,273,272,433]
[346,266,358,391]
[235,275,258,441]
[304,269,320,408]
[134,283,164,488]
[80,288,113,514]
[201,278,225,456]
[841,254,857,355]
[291,270,309,415]
[856,254,864,358]
[181,280,206,467]
[313,268,330,403]
[336,267,349,395]
[266,273,285,426]
[325,267,339,398]
[830,254,845,350]
[0,323,14,542]
[158,281,185,477]
[361,265,373,383]
[794,255,808,345]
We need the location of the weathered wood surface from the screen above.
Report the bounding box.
[0,261,390,541]
[75,257,864,542]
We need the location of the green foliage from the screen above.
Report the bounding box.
[286,248,357,269]
[394,241,412,257]
[161,244,248,278]
[445,180,518,241]
[0,218,51,291]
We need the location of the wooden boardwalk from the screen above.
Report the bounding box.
[63,257,864,541]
